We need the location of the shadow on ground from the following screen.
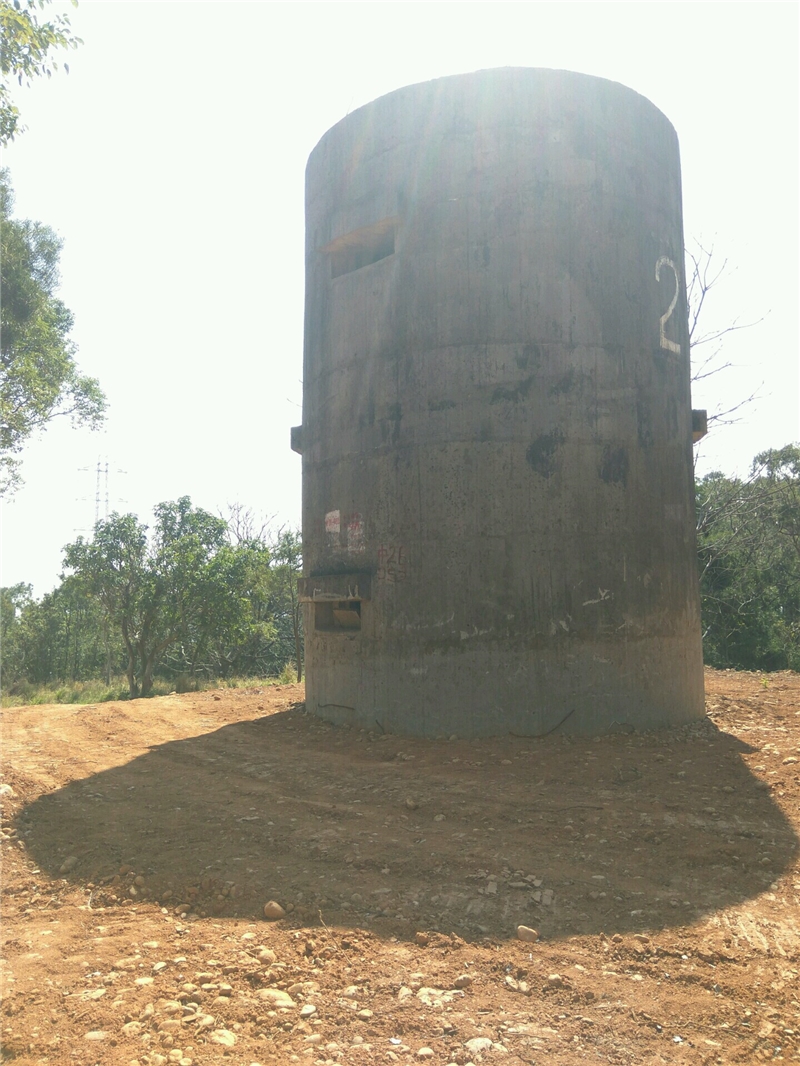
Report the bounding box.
[15,703,798,943]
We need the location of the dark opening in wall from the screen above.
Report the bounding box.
[323,217,399,279]
[315,600,362,632]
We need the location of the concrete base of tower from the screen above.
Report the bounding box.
[304,632,706,738]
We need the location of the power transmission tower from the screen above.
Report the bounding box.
[77,456,127,530]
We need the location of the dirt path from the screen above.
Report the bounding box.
[1,669,799,1065]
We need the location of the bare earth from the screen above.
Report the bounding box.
[1,668,799,1066]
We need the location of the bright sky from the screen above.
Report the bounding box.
[2,1,798,597]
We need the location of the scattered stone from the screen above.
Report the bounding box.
[263,900,286,920]
[547,974,564,988]
[783,756,798,765]
[357,1009,374,1020]
[417,1049,434,1059]
[541,889,554,906]
[81,987,106,1000]
[159,1000,184,1015]
[414,931,430,946]
[257,988,296,1008]
[465,1037,493,1054]
[486,881,498,895]
[304,1034,323,1045]
[405,797,418,810]
[153,961,168,973]
[516,925,538,943]
[342,985,359,998]
[122,1021,143,1037]
[300,1004,317,1017]
[417,987,456,1007]
[434,814,445,822]
[84,1030,109,1041]
[59,855,79,874]
[257,947,277,963]
[210,1029,237,1047]
[453,974,473,989]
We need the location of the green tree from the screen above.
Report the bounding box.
[1,581,33,686]
[0,0,81,145]
[697,445,800,670]
[1,169,106,494]
[268,528,303,681]
[62,497,277,697]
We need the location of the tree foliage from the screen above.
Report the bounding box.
[0,0,81,145]
[0,169,106,494]
[697,444,800,671]
[2,500,304,699]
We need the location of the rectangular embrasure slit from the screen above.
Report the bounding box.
[323,217,398,279]
[315,600,362,632]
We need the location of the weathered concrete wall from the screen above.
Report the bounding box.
[298,67,705,737]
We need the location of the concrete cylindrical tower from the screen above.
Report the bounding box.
[296,67,705,737]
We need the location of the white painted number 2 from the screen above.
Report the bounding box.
[655,256,681,354]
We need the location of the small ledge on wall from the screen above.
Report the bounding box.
[692,409,708,443]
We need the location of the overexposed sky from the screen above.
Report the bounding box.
[2,1,798,596]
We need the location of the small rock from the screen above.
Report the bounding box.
[304,1034,323,1045]
[516,925,538,943]
[405,797,418,810]
[152,961,168,973]
[300,1004,317,1017]
[414,931,430,946]
[547,973,564,988]
[84,1030,109,1041]
[257,947,277,963]
[433,814,445,822]
[257,988,296,1008]
[465,1037,493,1054]
[122,1021,142,1037]
[417,1049,434,1059]
[453,974,473,989]
[541,889,554,906]
[486,880,497,895]
[210,1029,237,1047]
[357,1009,374,1020]
[60,855,79,874]
[783,756,798,765]
[263,900,286,920]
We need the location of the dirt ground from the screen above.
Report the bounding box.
[1,668,799,1066]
